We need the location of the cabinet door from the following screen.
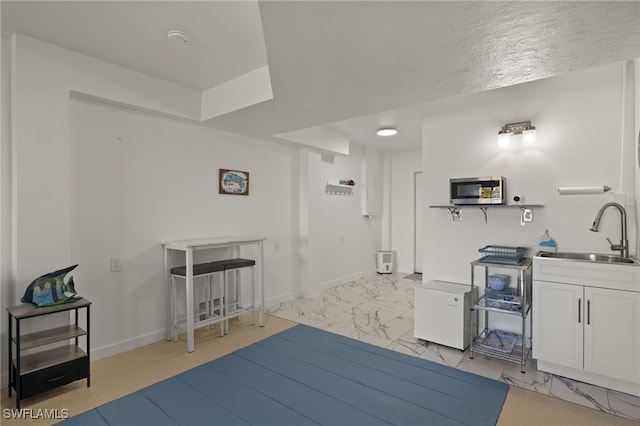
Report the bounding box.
[533,280,583,369]
[584,287,640,383]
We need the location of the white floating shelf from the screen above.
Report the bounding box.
[326,183,354,196]
[429,204,544,224]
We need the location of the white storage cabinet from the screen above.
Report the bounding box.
[532,257,640,396]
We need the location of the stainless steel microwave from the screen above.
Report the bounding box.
[450,176,506,205]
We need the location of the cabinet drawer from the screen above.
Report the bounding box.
[16,356,89,399]
[533,257,639,292]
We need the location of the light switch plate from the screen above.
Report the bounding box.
[110,256,121,272]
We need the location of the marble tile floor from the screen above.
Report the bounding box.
[267,273,640,422]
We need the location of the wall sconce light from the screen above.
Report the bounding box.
[498,121,536,147]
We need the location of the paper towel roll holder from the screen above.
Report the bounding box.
[557,186,611,195]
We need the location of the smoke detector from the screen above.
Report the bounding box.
[167,30,191,45]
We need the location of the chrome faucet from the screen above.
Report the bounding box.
[589,202,629,258]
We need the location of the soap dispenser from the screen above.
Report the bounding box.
[538,229,557,253]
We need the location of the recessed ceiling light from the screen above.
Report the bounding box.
[377,127,397,136]
[167,30,191,45]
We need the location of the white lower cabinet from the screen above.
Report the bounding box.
[584,286,639,383]
[533,277,640,395]
[532,281,583,370]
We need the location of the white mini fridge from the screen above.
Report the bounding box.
[414,280,477,350]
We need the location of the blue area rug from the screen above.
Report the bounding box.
[62,325,508,425]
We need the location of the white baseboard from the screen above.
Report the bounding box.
[0,287,356,389]
[301,269,377,298]
[91,328,167,361]
[322,268,377,289]
[91,292,297,359]
[0,330,164,388]
[265,292,295,308]
[0,291,301,389]
[92,292,296,359]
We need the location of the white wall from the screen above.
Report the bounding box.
[12,27,633,387]
[390,149,422,274]
[633,59,640,257]
[422,62,635,283]
[68,99,298,355]
[2,34,301,369]
[420,62,635,332]
[9,34,202,298]
[1,33,385,386]
[0,36,13,387]
[302,146,381,297]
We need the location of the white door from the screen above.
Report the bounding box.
[584,287,640,383]
[533,280,583,369]
[414,172,423,273]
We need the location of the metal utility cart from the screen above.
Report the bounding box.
[469,246,532,373]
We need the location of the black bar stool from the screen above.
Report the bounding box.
[170,260,226,340]
[223,258,256,333]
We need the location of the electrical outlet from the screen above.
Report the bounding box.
[110,256,121,272]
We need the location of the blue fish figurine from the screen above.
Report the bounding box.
[21,264,82,307]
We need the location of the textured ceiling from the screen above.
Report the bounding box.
[208,1,640,138]
[1,1,268,91]
[2,1,639,151]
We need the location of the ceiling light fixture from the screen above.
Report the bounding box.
[167,30,191,45]
[377,127,398,136]
[497,121,536,147]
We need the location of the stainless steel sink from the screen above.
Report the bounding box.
[536,251,638,264]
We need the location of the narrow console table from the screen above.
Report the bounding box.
[7,298,91,408]
[162,236,265,353]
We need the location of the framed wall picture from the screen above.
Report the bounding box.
[219,169,250,196]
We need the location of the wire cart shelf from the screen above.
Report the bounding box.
[470,256,532,372]
[478,245,527,266]
[471,329,531,365]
